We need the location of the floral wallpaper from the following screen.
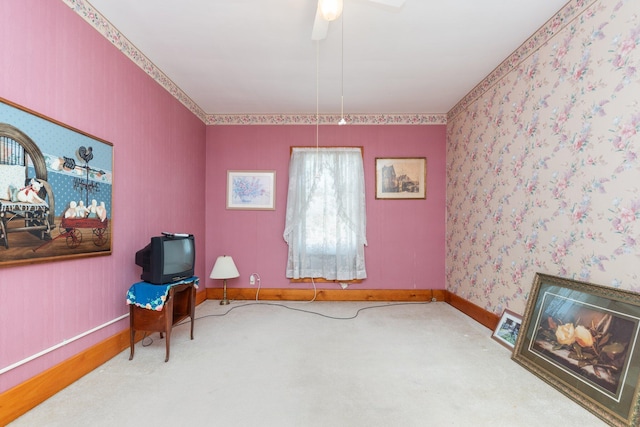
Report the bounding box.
[206,113,446,126]
[446,0,640,316]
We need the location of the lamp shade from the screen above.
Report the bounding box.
[209,255,240,280]
[319,0,343,21]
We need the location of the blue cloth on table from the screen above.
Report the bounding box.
[126,276,199,311]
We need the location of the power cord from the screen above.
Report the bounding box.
[141,332,153,347]
[143,300,433,346]
[252,272,317,303]
[195,300,432,321]
[252,272,262,301]
[142,279,434,347]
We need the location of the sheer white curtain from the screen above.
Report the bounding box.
[283,147,367,280]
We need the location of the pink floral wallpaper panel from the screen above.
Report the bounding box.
[446,0,640,316]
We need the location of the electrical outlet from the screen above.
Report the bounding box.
[249,274,256,285]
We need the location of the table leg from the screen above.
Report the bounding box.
[129,306,135,360]
[189,285,195,340]
[164,296,173,362]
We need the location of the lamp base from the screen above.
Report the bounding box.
[220,280,230,305]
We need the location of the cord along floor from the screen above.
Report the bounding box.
[10,301,605,426]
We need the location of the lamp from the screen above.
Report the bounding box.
[319,0,343,21]
[209,255,239,305]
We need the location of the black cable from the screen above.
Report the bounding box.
[141,332,153,347]
[174,300,433,325]
[142,301,434,347]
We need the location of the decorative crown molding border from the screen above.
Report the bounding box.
[206,113,447,126]
[447,0,599,121]
[62,0,445,125]
[62,0,208,122]
[64,0,595,126]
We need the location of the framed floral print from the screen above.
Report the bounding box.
[513,273,640,427]
[226,170,275,210]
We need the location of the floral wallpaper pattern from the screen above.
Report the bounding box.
[206,113,447,126]
[446,0,640,316]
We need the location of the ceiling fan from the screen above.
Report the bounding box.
[311,0,405,40]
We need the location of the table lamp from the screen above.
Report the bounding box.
[210,255,239,305]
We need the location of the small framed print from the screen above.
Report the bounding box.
[375,157,426,199]
[226,171,275,210]
[492,309,522,350]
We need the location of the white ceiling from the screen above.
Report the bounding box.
[86,0,569,116]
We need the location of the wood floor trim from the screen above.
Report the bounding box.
[0,289,208,426]
[445,291,500,330]
[1,289,495,425]
[206,287,446,302]
[0,328,131,426]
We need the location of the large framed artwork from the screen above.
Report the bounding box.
[226,170,276,210]
[375,157,426,199]
[0,98,113,267]
[513,273,640,427]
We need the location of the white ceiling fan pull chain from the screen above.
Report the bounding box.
[339,11,346,126]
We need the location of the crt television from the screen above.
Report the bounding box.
[135,234,195,284]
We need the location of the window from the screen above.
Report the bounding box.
[283,147,367,280]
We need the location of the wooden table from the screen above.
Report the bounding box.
[127,277,198,362]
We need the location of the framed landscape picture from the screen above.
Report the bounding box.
[375,157,426,199]
[226,170,275,210]
[513,273,640,427]
[492,309,522,350]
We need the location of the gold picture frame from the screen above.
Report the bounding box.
[513,273,640,426]
[375,157,426,199]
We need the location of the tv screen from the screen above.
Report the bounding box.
[135,234,195,284]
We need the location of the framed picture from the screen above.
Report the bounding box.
[375,157,426,199]
[513,273,640,427]
[0,98,113,267]
[492,309,522,350]
[226,170,276,210]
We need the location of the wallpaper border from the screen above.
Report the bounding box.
[447,0,599,121]
[64,0,594,126]
[206,113,447,126]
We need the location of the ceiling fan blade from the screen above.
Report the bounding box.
[311,0,401,41]
[369,0,405,7]
[311,6,329,40]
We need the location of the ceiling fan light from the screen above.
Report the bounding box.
[319,0,343,21]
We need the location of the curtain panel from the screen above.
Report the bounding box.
[283,147,367,280]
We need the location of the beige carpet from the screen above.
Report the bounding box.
[10,301,605,426]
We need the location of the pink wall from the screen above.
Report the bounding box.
[0,0,206,391]
[205,124,446,291]
[0,0,445,396]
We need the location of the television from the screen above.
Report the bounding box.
[135,233,195,285]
